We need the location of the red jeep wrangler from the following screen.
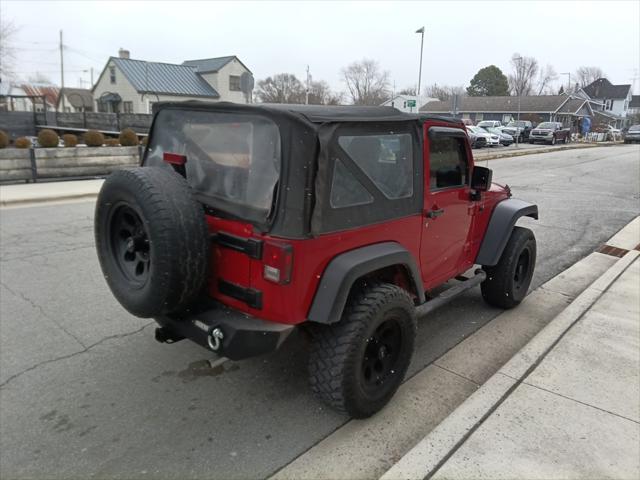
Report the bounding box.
[95,103,538,418]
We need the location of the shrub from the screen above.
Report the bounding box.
[15,137,32,149]
[104,138,120,147]
[0,130,8,148]
[62,134,78,147]
[118,128,138,146]
[85,130,105,147]
[37,129,59,148]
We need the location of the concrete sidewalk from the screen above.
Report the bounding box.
[382,223,640,480]
[0,179,103,206]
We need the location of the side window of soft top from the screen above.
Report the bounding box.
[428,134,469,190]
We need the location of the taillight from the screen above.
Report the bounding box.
[163,152,187,165]
[262,242,293,285]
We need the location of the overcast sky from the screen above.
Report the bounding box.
[3,0,639,95]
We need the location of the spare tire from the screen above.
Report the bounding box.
[94,167,210,318]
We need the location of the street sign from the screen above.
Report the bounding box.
[406,100,416,107]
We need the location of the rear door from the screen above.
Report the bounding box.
[420,124,475,289]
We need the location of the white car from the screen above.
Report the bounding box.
[468,125,500,146]
[476,120,502,129]
[467,125,500,147]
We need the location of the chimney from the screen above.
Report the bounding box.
[118,48,130,59]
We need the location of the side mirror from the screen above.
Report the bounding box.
[471,166,492,191]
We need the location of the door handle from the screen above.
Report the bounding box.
[427,208,445,218]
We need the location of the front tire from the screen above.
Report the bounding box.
[308,284,417,418]
[481,227,536,309]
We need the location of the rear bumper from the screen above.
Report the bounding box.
[154,305,294,360]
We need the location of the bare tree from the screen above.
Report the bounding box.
[398,86,417,95]
[255,73,305,103]
[575,66,606,87]
[0,19,19,80]
[508,53,538,96]
[423,83,465,101]
[536,64,558,95]
[341,59,390,105]
[308,80,342,105]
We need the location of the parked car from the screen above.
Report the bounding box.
[485,127,514,146]
[476,120,502,129]
[465,125,487,148]
[94,103,538,418]
[623,124,640,143]
[502,120,533,142]
[529,122,570,145]
[469,125,500,146]
[461,118,474,126]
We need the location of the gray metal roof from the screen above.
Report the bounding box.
[630,95,640,108]
[583,78,631,100]
[111,57,219,97]
[182,56,250,73]
[421,95,571,114]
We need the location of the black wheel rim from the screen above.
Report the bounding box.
[513,248,531,291]
[109,204,150,287]
[361,317,402,397]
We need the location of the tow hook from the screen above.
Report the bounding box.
[208,327,224,351]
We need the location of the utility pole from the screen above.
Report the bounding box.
[305,65,310,105]
[59,30,65,111]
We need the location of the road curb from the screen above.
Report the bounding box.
[380,222,639,480]
[475,142,611,162]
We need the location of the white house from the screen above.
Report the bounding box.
[92,49,253,114]
[582,78,632,126]
[380,95,438,113]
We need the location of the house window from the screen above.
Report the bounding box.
[604,99,611,110]
[110,66,116,84]
[229,75,241,92]
[476,113,484,121]
[123,101,133,113]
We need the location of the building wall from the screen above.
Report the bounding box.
[199,59,251,104]
[93,60,143,113]
[589,91,631,118]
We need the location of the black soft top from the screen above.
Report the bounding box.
[147,101,465,238]
[154,100,463,126]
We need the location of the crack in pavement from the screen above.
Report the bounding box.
[0,322,154,390]
[1,244,94,263]
[0,280,88,349]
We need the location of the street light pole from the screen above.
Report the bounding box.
[514,55,523,147]
[415,27,425,108]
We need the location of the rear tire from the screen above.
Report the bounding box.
[308,283,416,418]
[481,227,536,309]
[94,167,210,318]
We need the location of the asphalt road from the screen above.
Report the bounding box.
[1,144,639,479]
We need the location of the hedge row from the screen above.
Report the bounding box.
[0,129,147,148]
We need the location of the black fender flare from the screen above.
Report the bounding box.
[307,242,425,325]
[475,198,538,266]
